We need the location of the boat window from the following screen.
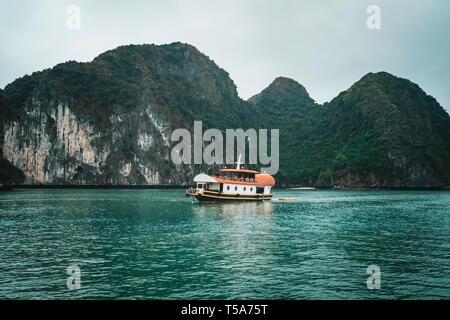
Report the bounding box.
[235,186,238,191]
[227,186,230,191]
[244,187,246,191]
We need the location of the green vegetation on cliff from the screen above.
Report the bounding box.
[250,72,450,187]
[1,43,449,187]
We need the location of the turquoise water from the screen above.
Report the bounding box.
[0,189,449,299]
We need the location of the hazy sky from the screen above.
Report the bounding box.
[1,0,449,112]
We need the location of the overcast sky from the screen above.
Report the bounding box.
[1,0,449,112]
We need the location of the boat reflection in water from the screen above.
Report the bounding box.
[192,200,275,216]
[190,200,277,277]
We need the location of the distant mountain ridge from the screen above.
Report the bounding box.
[249,72,450,187]
[1,42,449,187]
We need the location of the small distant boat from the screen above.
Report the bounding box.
[186,155,275,202]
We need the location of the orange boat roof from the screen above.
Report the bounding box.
[220,169,260,174]
[255,174,275,187]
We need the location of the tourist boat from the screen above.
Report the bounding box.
[185,156,275,202]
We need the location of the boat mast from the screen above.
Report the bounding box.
[237,153,242,170]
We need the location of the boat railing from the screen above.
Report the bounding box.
[220,176,255,182]
[186,187,196,194]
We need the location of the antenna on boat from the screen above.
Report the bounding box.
[237,153,242,170]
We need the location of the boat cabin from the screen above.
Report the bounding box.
[186,155,275,202]
[217,169,257,183]
[190,168,274,197]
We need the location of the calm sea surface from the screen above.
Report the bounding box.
[0,189,449,299]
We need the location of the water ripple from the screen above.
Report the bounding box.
[0,189,449,299]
